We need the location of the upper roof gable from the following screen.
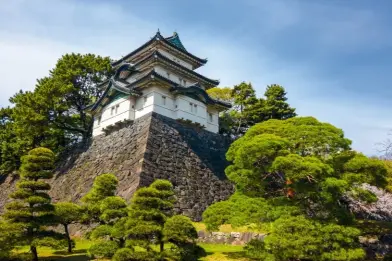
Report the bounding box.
[165,32,187,51]
[112,31,207,68]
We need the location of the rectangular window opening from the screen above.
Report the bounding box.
[97,116,101,125]
[162,96,166,106]
[111,106,115,116]
[115,104,119,114]
[209,113,213,122]
[189,102,193,113]
[194,104,197,114]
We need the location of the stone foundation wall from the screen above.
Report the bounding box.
[0,112,234,221]
[197,231,266,245]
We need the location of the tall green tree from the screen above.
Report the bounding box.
[126,180,175,254]
[263,84,296,120]
[55,202,83,253]
[111,180,175,261]
[203,117,388,260]
[37,53,113,141]
[1,53,112,175]
[163,215,205,261]
[88,196,128,259]
[81,173,118,223]
[82,174,128,259]
[2,148,64,261]
[207,82,296,138]
[0,107,21,174]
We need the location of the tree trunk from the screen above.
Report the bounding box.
[160,240,164,261]
[30,245,38,261]
[64,224,72,253]
[119,238,125,248]
[160,241,164,252]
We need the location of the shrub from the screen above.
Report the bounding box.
[112,248,134,261]
[88,240,119,259]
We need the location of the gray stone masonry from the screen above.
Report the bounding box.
[0,112,234,221]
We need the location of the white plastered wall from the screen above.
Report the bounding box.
[92,96,135,136]
[134,85,219,133]
[159,49,193,70]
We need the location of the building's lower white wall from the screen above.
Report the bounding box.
[92,86,222,136]
[205,107,219,133]
[92,96,135,136]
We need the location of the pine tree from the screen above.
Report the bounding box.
[163,215,204,261]
[55,202,83,253]
[263,84,296,120]
[2,148,64,261]
[119,180,175,260]
[81,173,118,223]
[84,174,128,259]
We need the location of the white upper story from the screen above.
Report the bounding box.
[88,31,231,137]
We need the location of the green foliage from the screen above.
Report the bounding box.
[245,216,365,261]
[163,215,204,261]
[112,248,135,261]
[114,180,201,261]
[0,53,112,175]
[207,82,296,138]
[349,187,378,203]
[0,220,23,260]
[81,173,118,222]
[88,240,119,259]
[2,148,65,261]
[163,215,198,244]
[55,202,83,253]
[206,87,234,103]
[203,116,389,260]
[125,180,175,251]
[55,202,83,225]
[86,174,128,253]
[203,193,300,231]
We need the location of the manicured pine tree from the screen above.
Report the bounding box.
[54,202,83,253]
[163,215,204,261]
[83,174,128,259]
[88,196,128,259]
[122,180,175,260]
[80,173,118,223]
[2,147,64,261]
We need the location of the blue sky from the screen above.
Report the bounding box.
[0,0,391,155]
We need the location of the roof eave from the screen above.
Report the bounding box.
[112,32,207,68]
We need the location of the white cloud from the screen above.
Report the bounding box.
[0,0,389,156]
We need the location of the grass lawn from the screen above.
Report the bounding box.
[14,239,249,261]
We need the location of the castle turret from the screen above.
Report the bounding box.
[87,31,231,136]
